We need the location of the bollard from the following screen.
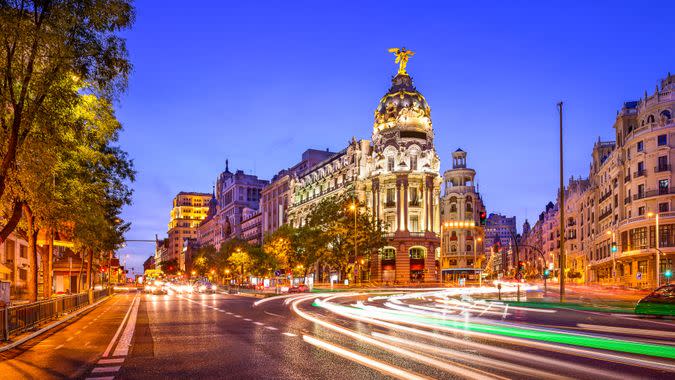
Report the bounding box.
[517,284,521,302]
[497,283,502,300]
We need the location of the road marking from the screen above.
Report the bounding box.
[264,311,283,317]
[112,295,141,357]
[226,312,233,315]
[103,294,138,357]
[234,315,242,318]
[92,366,121,373]
[282,332,297,337]
[66,337,74,342]
[265,326,278,331]
[54,344,64,350]
[75,330,82,335]
[85,377,114,380]
[253,322,264,326]
[98,358,125,364]
[244,318,252,321]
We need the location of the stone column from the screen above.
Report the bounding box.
[403,176,409,232]
[424,242,437,282]
[426,176,435,233]
[396,242,410,284]
[396,179,402,231]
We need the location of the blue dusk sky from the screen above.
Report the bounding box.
[116,1,675,274]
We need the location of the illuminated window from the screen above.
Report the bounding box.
[381,248,396,260]
[409,247,426,259]
[387,157,395,171]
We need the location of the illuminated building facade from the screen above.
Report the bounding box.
[167,192,211,263]
[440,149,486,282]
[288,55,442,283]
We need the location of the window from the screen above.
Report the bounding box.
[637,141,644,152]
[658,134,667,146]
[409,247,425,259]
[386,188,396,205]
[387,157,395,171]
[466,245,472,252]
[19,245,27,259]
[410,187,419,205]
[638,206,645,216]
[450,203,457,212]
[638,184,645,198]
[630,227,647,249]
[19,268,27,281]
[381,248,396,260]
[5,239,15,261]
[658,156,668,171]
[659,179,670,194]
[386,216,396,232]
[637,161,645,174]
[410,215,419,232]
[450,245,457,253]
[660,202,670,213]
[410,155,418,171]
[638,260,647,275]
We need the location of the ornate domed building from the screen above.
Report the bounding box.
[287,49,442,283]
[362,55,442,283]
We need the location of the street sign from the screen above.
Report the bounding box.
[636,272,642,280]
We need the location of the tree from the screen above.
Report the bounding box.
[262,224,296,270]
[192,244,217,276]
[227,249,251,284]
[0,0,134,244]
[161,259,179,276]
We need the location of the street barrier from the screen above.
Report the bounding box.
[0,287,112,341]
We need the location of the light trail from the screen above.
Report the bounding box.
[302,335,429,380]
[291,297,503,380]
[576,324,675,339]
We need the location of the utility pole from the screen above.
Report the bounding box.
[558,101,565,303]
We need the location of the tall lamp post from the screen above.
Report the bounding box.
[647,212,661,288]
[349,202,358,284]
[557,101,566,303]
[606,230,617,284]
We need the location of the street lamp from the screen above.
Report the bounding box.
[349,201,357,284]
[474,236,482,287]
[647,212,661,287]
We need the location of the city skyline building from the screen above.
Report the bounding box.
[167,192,212,264]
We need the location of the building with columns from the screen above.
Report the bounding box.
[439,149,486,282]
[287,57,442,283]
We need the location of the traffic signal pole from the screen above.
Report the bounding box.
[558,102,565,303]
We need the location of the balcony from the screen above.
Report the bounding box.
[384,201,396,208]
[409,199,421,207]
[624,174,631,182]
[598,191,612,203]
[643,187,675,198]
[634,169,646,178]
[624,196,631,205]
[654,164,671,173]
[598,209,613,221]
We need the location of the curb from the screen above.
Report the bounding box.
[0,295,113,353]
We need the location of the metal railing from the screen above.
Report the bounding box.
[1,288,112,341]
[655,164,671,173]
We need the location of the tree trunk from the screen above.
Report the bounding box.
[77,250,85,293]
[46,228,54,298]
[86,248,93,290]
[23,204,38,302]
[0,200,23,245]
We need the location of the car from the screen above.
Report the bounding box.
[196,282,217,294]
[288,284,309,293]
[635,284,675,316]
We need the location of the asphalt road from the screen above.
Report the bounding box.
[1,287,674,379]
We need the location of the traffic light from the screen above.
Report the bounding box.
[479,211,487,226]
[543,269,550,278]
[611,241,617,253]
[518,261,525,272]
[665,269,672,279]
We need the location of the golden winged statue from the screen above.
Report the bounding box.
[388,47,415,75]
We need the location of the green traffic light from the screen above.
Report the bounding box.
[665,269,673,278]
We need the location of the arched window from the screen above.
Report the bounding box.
[381,247,396,260]
[466,203,473,212]
[466,245,472,252]
[647,114,655,124]
[450,245,457,253]
[409,247,426,259]
[450,203,457,212]
[450,231,458,240]
[661,110,672,120]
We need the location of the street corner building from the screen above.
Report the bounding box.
[286,60,443,284]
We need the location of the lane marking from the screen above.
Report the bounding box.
[103,294,138,357]
[92,366,121,373]
[85,377,114,380]
[265,326,278,331]
[302,335,428,380]
[234,315,242,318]
[98,358,125,364]
[244,318,252,321]
[282,332,297,337]
[112,296,141,357]
[253,322,264,326]
[264,311,283,317]
[54,344,64,350]
[66,337,74,342]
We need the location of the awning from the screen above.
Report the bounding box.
[0,263,11,274]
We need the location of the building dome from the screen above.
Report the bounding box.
[373,74,432,135]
